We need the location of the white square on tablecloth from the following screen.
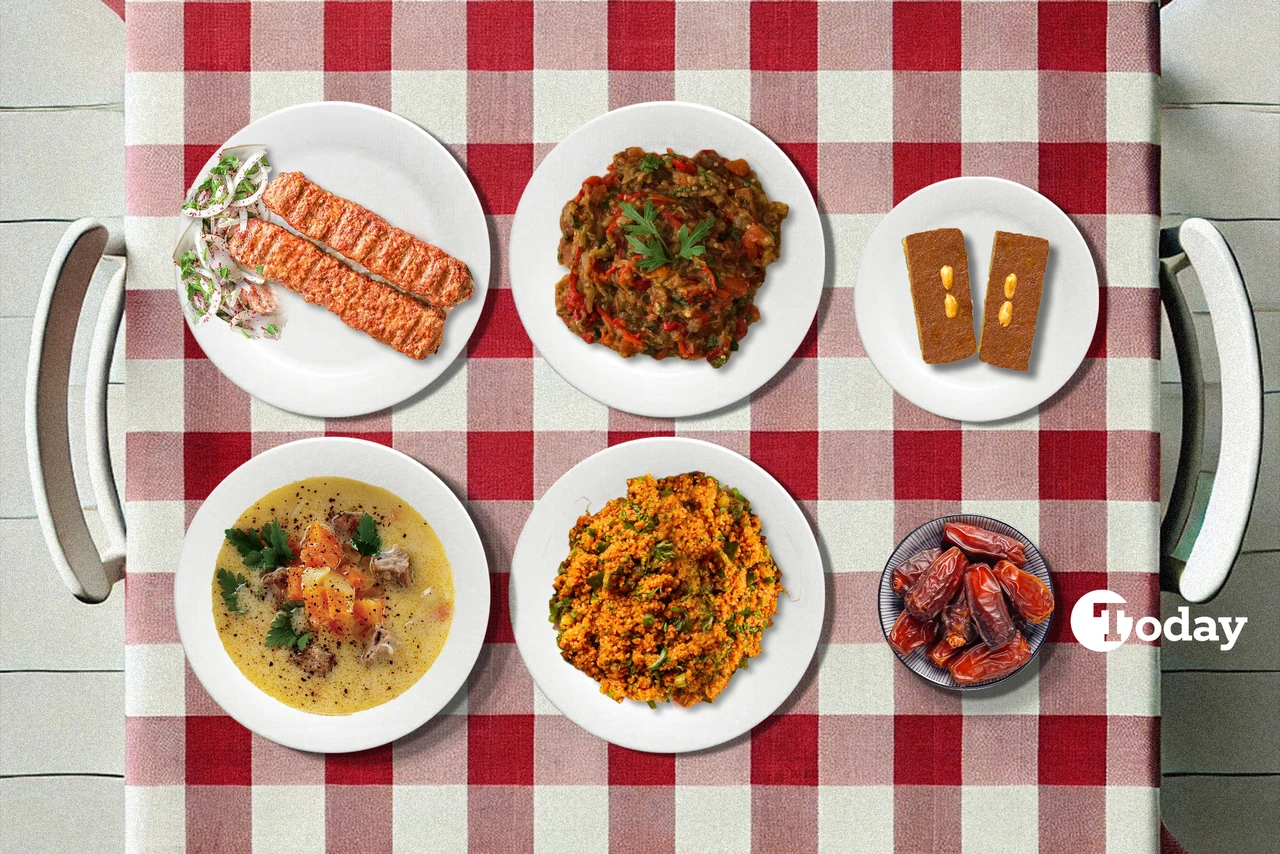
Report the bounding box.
[818,358,894,431]
[125,500,185,574]
[535,785,609,854]
[674,70,752,122]
[533,71,609,144]
[818,643,895,716]
[126,72,184,145]
[125,644,185,717]
[249,71,324,123]
[818,786,894,854]
[1107,644,1160,717]
[962,785,1038,854]
[961,71,1040,143]
[533,358,610,432]
[125,216,185,291]
[818,500,896,573]
[1107,73,1160,144]
[532,681,562,717]
[676,786,751,854]
[253,785,325,854]
[391,358,468,432]
[961,657,1040,716]
[1107,501,1160,574]
[1106,215,1160,289]
[1106,786,1161,854]
[1107,358,1159,432]
[817,71,894,143]
[391,71,468,145]
[393,785,468,854]
[126,361,186,432]
[828,214,883,289]
[125,786,185,854]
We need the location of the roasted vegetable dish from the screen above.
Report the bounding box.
[554,147,789,368]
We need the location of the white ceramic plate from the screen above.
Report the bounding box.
[174,437,489,753]
[510,437,824,753]
[854,177,1099,422]
[509,102,825,418]
[177,102,490,418]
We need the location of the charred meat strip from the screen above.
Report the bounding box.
[228,220,445,359]
[263,172,474,311]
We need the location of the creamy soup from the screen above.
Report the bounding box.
[211,476,454,715]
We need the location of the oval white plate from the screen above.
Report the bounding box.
[509,102,825,418]
[174,437,489,753]
[177,102,490,418]
[510,437,824,753]
[855,177,1099,422]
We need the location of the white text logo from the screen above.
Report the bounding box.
[1070,590,1247,652]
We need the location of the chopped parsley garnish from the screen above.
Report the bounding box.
[350,512,382,557]
[675,218,713,260]
[639,154,663,173]
[265,601,313,651]
[224,520,293,570]
[216,568,248,614]
[648,647,668,670]
[650,540,676,567]
[618,202,714,273]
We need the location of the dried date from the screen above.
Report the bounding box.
[943,521,1027,567]
[892,547,944,597]
[888,610,938,656]
[992,559,1054,624]
[950,632,1032,684]
[904,547,968,621]
[964,563,1017,648]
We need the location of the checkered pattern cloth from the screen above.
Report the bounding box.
[121,2,1163,851]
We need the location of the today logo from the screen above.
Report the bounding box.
[1070,589,1247,653]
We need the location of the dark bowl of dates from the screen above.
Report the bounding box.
[878,515,1055,691]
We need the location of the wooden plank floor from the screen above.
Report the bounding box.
[0,1,1276,852]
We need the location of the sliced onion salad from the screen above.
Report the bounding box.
[174,145,282,339]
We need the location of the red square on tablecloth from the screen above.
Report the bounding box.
[1039,2,1109,73]
[1039,142,1107,215]
[469,289,533,358]
[1046,571,1109,643]
[469,715,535,785]
[324,2,392,72]
[185,3,251,72]
[186,716,252,785]
[465,143,533,216]
[609,745,675,786]
[468,1,534,71]
[609,2,675,71]
[893,142,962,204]
[779,141,818,199]
[1039,714,1108,785]
[327,745,394,785]
[184,432,251,501]
[608,429,675,446]
[487,572,514,643]
[750,2,818,72]
[751,431,819,500]
[468,431,534,500]
[894,714,963,785]
[183,143,220,190]
[1040,431,1107,500]
[893,2,962,72]
[894,430,963,501]
[752,714,819,786]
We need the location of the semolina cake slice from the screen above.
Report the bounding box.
[978,231,1050,371]
[902,228,977,364]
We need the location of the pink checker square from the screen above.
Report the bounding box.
[893,71,961,143]
[1108,715,1160,786]
[125,290,185,359]
[533,1,607,70]
[126,717,185,785]
[388,428,468,489]
[893,394,956,431]
[467,71,533,144]
[466,643,534,716]
[608,71,674,109]
[1038,643,1107,715]
[183,359,250,432]
[817,1,892,71]
[127,3,184,72]
[675,732,750,785]
[1039,355,1107,430]
[467,359,533,431]
[962,142,1038,189]
[752,786,818,852]
[818,714,893,784]
[469,786,533,853]
[183,72,250,145]
[126,431,184,501]
[894,499,961,542]
[468,500,533,581]
[963,716,1039,785]
[1109,574,1160,635]
[324,70,392,110]
[893,662,961,715]
[534,431,606,498]
[125,573,178,644]
[392,713,468,784]
[816,289,864,357]
[1106,287,1159,358]
[1108,142,1160,215]
[610,787,675,854]
[1039,71,1106,143]
[894,785,961,853]
[253,431,322,456]
[961,1,1038,71]
[1108,2,1160,73]
[251,733,325,785]
[817,142,893,214]
[675,1,749,70]
[534,716,608,785]
[751,358,818,431]
[325,786,392,853]
[1108,431,1160,502]
[185,660,222,716]
[251,2,322,71]
[186,786,251,852]
[818,431,892,500]
[392,1,468,70]
[749,71,818,143]
[125,144,184,217]
[1039,786,1106,854]
[962,430,1039,500]
[1038,499,1107,575]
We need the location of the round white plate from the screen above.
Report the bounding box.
[174,437,489,753]
[854,177,1099,422]
[177,102,490,418]
[509,101,825,418]
[510,437,825,753]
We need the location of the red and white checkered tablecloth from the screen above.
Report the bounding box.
[121,2,1163,851]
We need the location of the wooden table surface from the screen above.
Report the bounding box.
[0,1,1275,851]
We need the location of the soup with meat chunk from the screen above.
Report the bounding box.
[211,477,454,715]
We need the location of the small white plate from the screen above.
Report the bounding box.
[854,177,1099,422]
[174,437,489,753]
[510,437,824,753]
[177,102,490,418]
[509,102,825,418]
